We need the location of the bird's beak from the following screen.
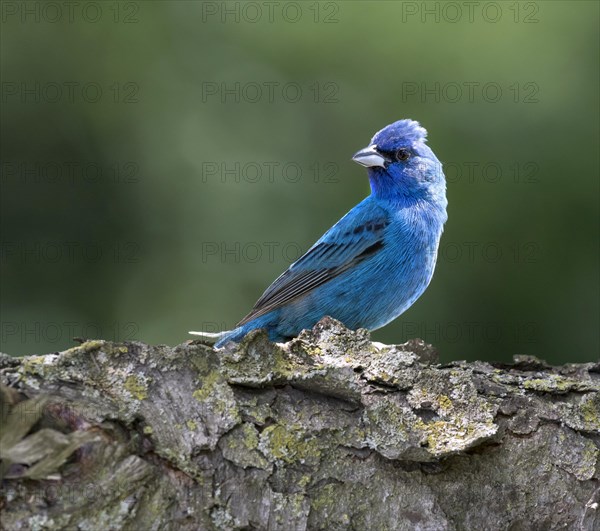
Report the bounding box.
[352,144,388,168]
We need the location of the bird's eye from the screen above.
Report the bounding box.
[395,149,410,162]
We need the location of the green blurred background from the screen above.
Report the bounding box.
[1,1,598,363]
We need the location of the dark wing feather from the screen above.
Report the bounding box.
[237,212,389,326]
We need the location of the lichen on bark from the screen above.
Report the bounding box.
[1,317,599,530]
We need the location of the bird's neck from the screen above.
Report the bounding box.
[368,170,446,215]
[368,170,396,200]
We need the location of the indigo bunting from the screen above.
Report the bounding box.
[191,119,447,347]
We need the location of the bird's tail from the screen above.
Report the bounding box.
[189,326,248,348]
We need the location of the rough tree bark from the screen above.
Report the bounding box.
[0,317,598,530]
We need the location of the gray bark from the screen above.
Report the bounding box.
[1,317,599,530]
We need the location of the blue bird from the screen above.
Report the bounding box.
[190,119,447,347]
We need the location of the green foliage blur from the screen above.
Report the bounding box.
[1,1,598,363]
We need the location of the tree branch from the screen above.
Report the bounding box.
[1,317,599,530]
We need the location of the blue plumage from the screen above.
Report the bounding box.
[190,119,447,347]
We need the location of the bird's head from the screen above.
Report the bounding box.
[352,119,446,206]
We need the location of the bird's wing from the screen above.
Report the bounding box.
[237,202,390,326]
